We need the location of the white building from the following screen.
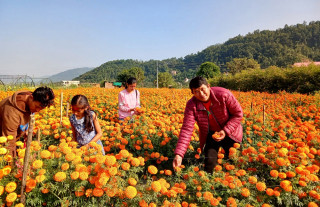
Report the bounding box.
[62,80,80,86]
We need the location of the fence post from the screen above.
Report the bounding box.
[20,114,35,204]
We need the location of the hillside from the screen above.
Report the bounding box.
[48,67,93,82]
[74,21,320,85]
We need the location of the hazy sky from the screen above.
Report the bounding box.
[1,0,320,77]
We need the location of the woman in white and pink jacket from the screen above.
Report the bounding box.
[118,77,141,120]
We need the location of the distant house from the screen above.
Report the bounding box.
[171,70,177,76]
[62,80,80,86]
[293,61,320,67]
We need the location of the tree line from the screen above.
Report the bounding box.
[74,21,320,89]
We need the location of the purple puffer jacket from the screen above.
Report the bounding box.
[174,87,243,157]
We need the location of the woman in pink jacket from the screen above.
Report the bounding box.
[173,77,243,173]
[118,77,141,121]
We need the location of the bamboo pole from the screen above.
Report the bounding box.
[20,114,35,204]
[37,129,41,158]
[60,92,63,123]
[263,104,265,125]
[66,103,69,118]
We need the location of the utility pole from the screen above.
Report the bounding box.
[156,61,159,89]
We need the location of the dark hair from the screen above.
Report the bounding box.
[189,76,209,92]
[32,87,55,107]
[125,77,137,89]
[71,95,94,133]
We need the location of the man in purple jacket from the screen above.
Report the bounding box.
[173,77,243,173]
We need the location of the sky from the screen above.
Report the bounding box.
[0,0,320,77]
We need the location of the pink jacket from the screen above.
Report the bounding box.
[118,89,140,119]
[174,87,243,157]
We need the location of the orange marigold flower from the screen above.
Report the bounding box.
[241,188,250,197]
[148,165,158,175]
[121,162,130,171]
[308,202,319,207]
[226,197,237,207]
[256,182,266,192]
[280,180,292,192]
[248,176,257,184]
[266,188,274,196]
[124,186,137,199]
[93,188,104,197]
[270,170,278,178]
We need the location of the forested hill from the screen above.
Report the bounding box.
[74,21,320,85]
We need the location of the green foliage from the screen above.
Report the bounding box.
[226,58,260,75]
[157,72,175,88]
[196,62,220,79]
[212,64,320,93]
[74,21,320,87]
[117,67,145,85]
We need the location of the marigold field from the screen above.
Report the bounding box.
[1,88,320,207]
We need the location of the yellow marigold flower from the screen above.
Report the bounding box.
[14,203,24,207]
[15,141,24,147]
[3,166,11,175]
[98,176,109,186]
[148,165,158,175]
[6,192,17,203]
[40,150,51,159]
[0,186,4,195]
[35,175,46,183]
[71,171,80,180]
[54,172,67,182]
[79,172,89,181]
[72,156,82,164]
[32,160,43,169]
[61,163,70,171]
[108,167,118,176]
[7,135,14,140]
[151,181,161,192]
[0,136,7,143]
[105,155,116,166]
[124,186,137,199]
[128,178,137,186]
[65,153,75,161]
[130,158,140,167]
[0,148,8,155]
[119,149,129,158]
[5,182,17,193]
